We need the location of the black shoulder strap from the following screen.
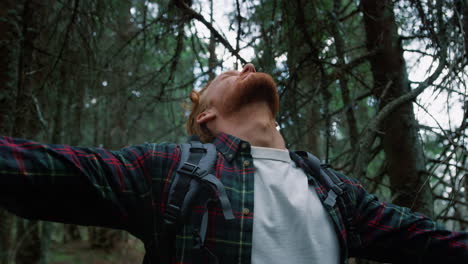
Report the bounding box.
[159,137,234,264]
[294,151,358,245]
[295,151,354,227]
[294,151,361,250]
[164,140,210,225]
[294,151,344,207]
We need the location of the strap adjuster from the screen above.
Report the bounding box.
[178,162,207,178]
[163,204,181,225]
[180,162,199,174]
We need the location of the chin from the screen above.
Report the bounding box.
[223,72,279,116]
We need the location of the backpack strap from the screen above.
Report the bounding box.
[295,151,345,207]
[160,137,234,264]
[294,151,355,242]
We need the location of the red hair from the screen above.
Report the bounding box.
[185,84,215,143]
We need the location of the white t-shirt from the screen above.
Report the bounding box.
[250,146,340,264]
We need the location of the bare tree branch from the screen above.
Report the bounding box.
[39,0,80,90]
[173,0,247,65]
[353,55,447,178]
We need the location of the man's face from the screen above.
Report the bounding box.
[202,64,279,117]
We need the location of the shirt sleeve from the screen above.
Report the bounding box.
[347,176,468,263]
[0,136,179,233]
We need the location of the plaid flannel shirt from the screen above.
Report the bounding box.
[0,133,467,263]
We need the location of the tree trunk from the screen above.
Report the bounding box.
[0,2,19,262]
[39,222,52,264]
[15,219,41,264]
[306,104,323,158]
[62,64,84,243]
[455,0,468,57]
[0,0,18,136]
[331,0,359,151]
[0,210,14,264]
[11,1,44,263]
[12,0,41,139]
[282,0,324,155]
[361,0,433,216]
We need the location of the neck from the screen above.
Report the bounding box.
[216,102,286,149]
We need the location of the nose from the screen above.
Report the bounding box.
[241,63,256,74]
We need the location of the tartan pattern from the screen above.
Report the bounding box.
[1,134,467,264]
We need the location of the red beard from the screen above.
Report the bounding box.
[221,72,279,117]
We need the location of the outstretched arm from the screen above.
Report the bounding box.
[347,176,468,263]
[0,136,179,234]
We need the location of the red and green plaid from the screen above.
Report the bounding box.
[0,133,466,263]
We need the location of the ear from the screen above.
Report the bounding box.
[196,109,216,124]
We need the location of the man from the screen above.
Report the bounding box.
[0,64,467,264]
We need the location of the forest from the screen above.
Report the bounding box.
[0,0,467,263]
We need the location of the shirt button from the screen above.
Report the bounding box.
[243,160,251,167]
[241,142,248,149]
[242,208,250,215]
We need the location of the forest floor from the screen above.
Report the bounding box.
[49,238,145,264]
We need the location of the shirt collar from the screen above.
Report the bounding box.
[212,133,316,181]
[212,132,250,162]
